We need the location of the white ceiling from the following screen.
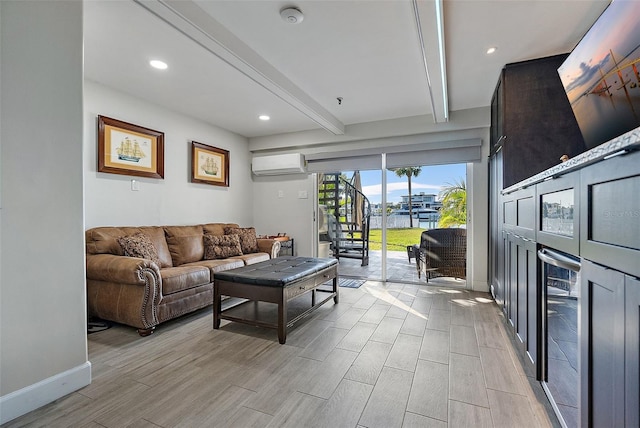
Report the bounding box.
[84,0,609,139]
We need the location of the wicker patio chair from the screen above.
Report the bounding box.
[413,228,467,281]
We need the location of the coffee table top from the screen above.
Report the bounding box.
[214,256,337,287]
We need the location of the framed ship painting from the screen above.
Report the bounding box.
[191,141,229,187]
[97,115,164,179]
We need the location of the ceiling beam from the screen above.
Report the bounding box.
[249,106,489,152]
[434,0,449,121]
[134,0,345,135]
[412,0,450,123]
[412,0,438,123]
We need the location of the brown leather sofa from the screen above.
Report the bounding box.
[85,223,281,336]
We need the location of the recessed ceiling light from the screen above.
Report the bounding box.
[149,60,168,70]
[259,115,270,121]
[486,47,497,55]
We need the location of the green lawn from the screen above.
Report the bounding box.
[368,228,424,251]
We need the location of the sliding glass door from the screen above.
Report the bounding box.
[314,158,467,285]
[383,163,466,284]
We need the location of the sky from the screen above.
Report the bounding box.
[343,163,466,205]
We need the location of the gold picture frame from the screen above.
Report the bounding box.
[191,141,229,187]
[97,115,164,179]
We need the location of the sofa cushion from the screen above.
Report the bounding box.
[183,258,244,274]
[117,233,161,266]
[164,225,204,266]
[202,223,239,237]
[224,226,259,254]
[86,227,146,256]
[86,227,125,255]
[86,226,172,267]
[229,252,270,265]
[204,234,243,259]
[160,265,211,295]
[138,226,173,267]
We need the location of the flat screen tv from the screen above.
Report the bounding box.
[558,0,640,149]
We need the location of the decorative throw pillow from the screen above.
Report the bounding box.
[224,226,259,254]
[203,234,243,260]
[117,233,161,265]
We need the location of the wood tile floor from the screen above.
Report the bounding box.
[336,250,467,288]
[4,281,558,428]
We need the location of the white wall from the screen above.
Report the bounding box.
[467,130,491,292]
[252,174,315,255]
[0,1,89,423]
[84,81,253,228]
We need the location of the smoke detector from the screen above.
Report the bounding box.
[280,7,304,24]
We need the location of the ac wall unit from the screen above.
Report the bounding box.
[318,204,328,234]
[252,153,306,175]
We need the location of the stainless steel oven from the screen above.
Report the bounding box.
[538,248,581,428]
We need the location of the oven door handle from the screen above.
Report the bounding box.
[537,248,581,272]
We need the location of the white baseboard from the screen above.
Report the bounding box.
[0,361,91,425]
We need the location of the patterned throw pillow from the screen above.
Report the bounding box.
[117,233,161,265]
[224,227,259,254]
[203,234,243,260]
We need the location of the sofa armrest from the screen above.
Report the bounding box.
[257,238,281,258]
[87,253,161,285]
[86,253,162,331]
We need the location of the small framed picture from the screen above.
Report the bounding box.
[97,115,164,179]
[191,141,229,187]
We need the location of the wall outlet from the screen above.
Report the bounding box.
[131,180,140,191]
[298,190,308,199]
[278,190,284,198]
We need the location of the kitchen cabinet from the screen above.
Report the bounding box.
[489,137,639,426]
[580,151,640,278]
[489,150,504,307]
[625,274,640,428]
[580,260,639,427]
[490,54,586,189]
[499,184,538,375]
[577,149,640,424]
[489,50,640,424]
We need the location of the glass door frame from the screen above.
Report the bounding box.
[313,154,469,285]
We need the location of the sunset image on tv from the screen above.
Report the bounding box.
[558,0,640,148]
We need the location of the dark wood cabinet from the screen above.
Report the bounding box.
[490,54,586,188]
[577,151,639,427]
[580,259,639,428]
[490,145,639,427]
[625,274,640,428]
[488,50,640,425]
[499,230,539,376]
[580,151,640,278]
[494,182,539,376]
[518,236,538,368]
[490,74,504,149]
[489,150,504,307]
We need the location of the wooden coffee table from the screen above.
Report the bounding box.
[213,256,338,344]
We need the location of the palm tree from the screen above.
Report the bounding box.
[438,178,467,228]
[393,167,422,227]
